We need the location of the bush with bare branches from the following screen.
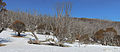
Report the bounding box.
[11,20,25,36]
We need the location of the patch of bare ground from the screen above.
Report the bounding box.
[0,44,6,47]
[12,35,25,38]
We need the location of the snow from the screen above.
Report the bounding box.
[0,28,120,52]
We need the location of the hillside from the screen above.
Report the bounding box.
[0,11,120,51]
[72,17,120,35]
[0,29,120,52]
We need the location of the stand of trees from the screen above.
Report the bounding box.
[0,0,120,47]
[0,0,7,33]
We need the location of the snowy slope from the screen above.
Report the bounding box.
[0,29,120,52]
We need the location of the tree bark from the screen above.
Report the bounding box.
[0,28,4,33]
[31,32,38,40]
[18,32,21,36]
[31,32,40,44]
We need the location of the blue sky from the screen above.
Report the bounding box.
[3,0,120,21]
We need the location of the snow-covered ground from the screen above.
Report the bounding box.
[0,29,120,52]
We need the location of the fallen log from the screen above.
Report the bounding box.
[28,39,70,47]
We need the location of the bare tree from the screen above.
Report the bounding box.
[53,1,73,43]
[0,0,7,33]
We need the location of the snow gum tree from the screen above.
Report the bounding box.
[11,20,25,36]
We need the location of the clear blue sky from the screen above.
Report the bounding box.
[3,0,120,21]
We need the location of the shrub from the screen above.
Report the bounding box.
[93,27,118,45]
[94,29,105,41]
[0,0,7,12]
[11,20,25,36]
[113,35,120,46]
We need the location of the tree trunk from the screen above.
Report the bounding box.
[0,28,4,33]
[18,32,21,36]
[31,32,38,40]
[31,32,39,44]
